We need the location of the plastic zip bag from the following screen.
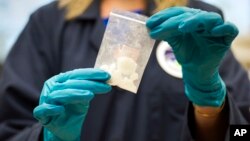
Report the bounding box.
[95,9,155,93]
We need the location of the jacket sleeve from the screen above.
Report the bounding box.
[220,51,250,124]
[0,4,60,140]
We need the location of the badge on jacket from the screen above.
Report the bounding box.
[156,41,182,79]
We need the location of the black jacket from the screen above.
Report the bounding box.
[0,0,249,141]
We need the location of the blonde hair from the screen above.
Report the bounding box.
[59,0,187,20]
[154,0,187,12]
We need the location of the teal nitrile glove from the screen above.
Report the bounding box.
[33,68,111,141]
[146,7,238,107]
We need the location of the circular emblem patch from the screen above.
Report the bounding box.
[156,41,182,79]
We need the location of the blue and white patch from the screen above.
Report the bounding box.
[156,41,182,79]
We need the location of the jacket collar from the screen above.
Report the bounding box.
[74,0,194,20]
[70,0,104,51]
[75,0,101,20]
[73,0,157,51]
[73,0,192,51]
[75,0,158,20]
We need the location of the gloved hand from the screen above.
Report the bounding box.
[146,7,238,107]
[33,68,111,141]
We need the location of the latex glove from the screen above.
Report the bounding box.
[33,68,111,141]
[146,7,238,107]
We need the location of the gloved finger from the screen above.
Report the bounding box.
[146,7,191,29]
[149,12,192,40]
[53,68,110,83]
[211,22,239,46]
[211,22,239,37]
[51,79,112,94]
[33,103,64,124]
[178,11,223,33]
[47,89,94,105]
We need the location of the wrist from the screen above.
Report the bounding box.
[44,128,80,141]
[193,101,225,118]
[182,68,222,90]
[183,73,226,107]
[44,129,61,141]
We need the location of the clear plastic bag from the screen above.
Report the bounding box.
[94,9,155,93]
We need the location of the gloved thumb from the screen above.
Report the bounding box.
[33,103,65,125]
[211,22,239,45]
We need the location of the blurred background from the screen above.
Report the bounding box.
[0,0,250,77]
[0,0,54,74]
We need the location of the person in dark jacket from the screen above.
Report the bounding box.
[0,0,249,141]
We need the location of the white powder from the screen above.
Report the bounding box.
[100,56,138,93]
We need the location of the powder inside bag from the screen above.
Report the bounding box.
[100,56,138,93]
